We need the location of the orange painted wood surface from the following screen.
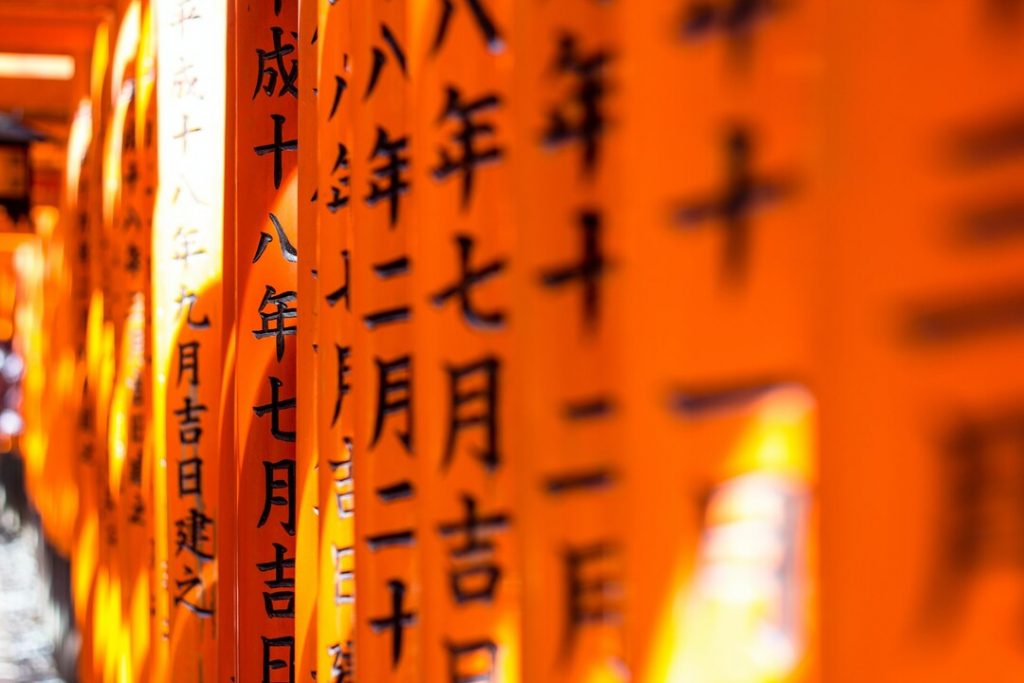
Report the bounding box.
[10,2,1024,682]
[233,0,300,680]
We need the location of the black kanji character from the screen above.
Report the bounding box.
[363,256,411,329]
[174,564,214,618]
[542,33,611,176]
[175,507,214,562]
[924,409,1024,627]
[539,210,609,330]
[673,127,789,282]
[368,579,416,669]
[328,72,348,121]
[332,344,351,427]
[431,0,503,53]
[564,541,621,651]
[431,234,505,329]
[365,23,407,99]
[327,144,351,213]
[253,212,299,263]
[443,357,499,471]
[331,543,355,604]
[681,0,776,66]
[433,86,502,208]
[365,127,410,227]
[438,494,507,603]
[175,286,211,330]
[326,641,354,683]
[173,394,207,433]
[258,458,296,536]
[254,113,299,190]
[254,26,299,98]
[262,636,294,683]
[257,542,296,618]
[325,250,351,310]
[178,341,199,386]
[253,376,297,442]
[253,285,298,362]
[370,355,412,453]
[178,456,202,496]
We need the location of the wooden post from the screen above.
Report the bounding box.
[233,0,300,679]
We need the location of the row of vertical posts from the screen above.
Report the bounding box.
[12,0,1024,682]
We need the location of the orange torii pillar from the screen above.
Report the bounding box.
[820,2,1024,680]
[153,0,229,678]
[315,0,357,678]
[233,0,300,680]
[295,0,321,676]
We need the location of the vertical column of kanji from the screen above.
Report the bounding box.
[72,114,101,683]
[108,47,140,676]
[235,0,301,679]
[316,0,357,678]
[150,27,170,673]
[130,15,158,677]
[89,23,116,680]
[68,84,99,683]
[510,0,627,681]
[111,75,142,683]
[820,2,1024,680]
[408,0,516,679]
[101,42,127,637]
[112,76,149,683]
[296,0,321,677]
[153,0,229,678]
[95,16,125,678]
[618,1,824,681]
[105,17,142,666]
[105,45,141,671]
[348,0,418,678]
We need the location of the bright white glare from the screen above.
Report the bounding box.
[0,410,22,435]
[0,53,75,80]
[2,353,23,381]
